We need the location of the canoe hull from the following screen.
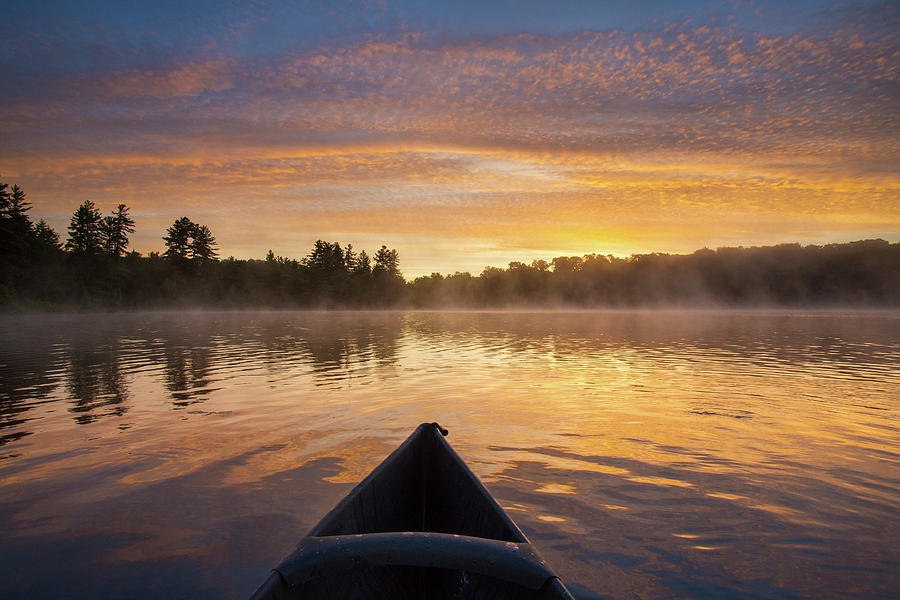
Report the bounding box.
[250,423,574,599]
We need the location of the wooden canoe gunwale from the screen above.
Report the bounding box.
[249,422,575,599]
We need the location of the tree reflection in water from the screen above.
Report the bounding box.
[66,345,130,424]
[293,313,403,387]
[0,318,61,449]
[224,312,405,389]
[164,341,215,407]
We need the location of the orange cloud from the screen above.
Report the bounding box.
[96,58,237,99]
[1,20,897,276]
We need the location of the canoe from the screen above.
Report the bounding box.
[249,422,575,599]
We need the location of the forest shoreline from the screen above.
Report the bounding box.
[3,183,898,312]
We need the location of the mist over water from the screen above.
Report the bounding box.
[1,310,898,599]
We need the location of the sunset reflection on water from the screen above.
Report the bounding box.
[1,310,898,599]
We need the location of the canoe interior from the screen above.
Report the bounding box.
[313,423,520,541]
[251,423,573,599]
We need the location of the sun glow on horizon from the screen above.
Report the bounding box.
[1,2,897,276]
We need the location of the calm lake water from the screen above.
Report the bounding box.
[1,310,898,599]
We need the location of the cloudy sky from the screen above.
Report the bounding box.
[1,0,897,276]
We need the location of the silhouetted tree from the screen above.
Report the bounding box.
[1,184,34,264]
[344,244,357,270]
[372,245,403,304]
[190,224,218,263]
[101,204,135,257]
[163,216,217,263]
[65,200,104,254]
[101,216,117,255]
[7,185,31,218]
[551,256,582,274]
[0,184,33,249]
[354,250,372,275]
[506,261,549,302]
[32,219,61,252]
[163,217,194,262]
[306,240,346,274]
[373,245,400,276]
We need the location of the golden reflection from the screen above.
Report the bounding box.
[537,515,567,522]
[534,483,577,495]
[500,503,529,513]
[706,492,749,501]
[1,311,898,600]
[625,476,695,488]
[490,452,632,478]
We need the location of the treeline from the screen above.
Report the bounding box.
[408,241,900,307]
[0,183,403,308]
[2,182,898,309]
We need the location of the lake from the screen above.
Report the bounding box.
[1,310,898,599]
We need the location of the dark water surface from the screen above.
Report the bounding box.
[1,310,898,599]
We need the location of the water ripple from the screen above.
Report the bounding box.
[0,310,898,599]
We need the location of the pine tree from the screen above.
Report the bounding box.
[163,217,194,261]
[32,219,62,251]
[190,224,218,263]
[306,240,346,274]
[344,244,357,271]
[65,200,104,254]
[101,204,135,257]
[8,185,31,218]
[354,250,372,275]
[373,245,400,276]
[163,217,217,263]
[0,183,34,260]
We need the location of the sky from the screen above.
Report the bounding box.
[1,1,898,277]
